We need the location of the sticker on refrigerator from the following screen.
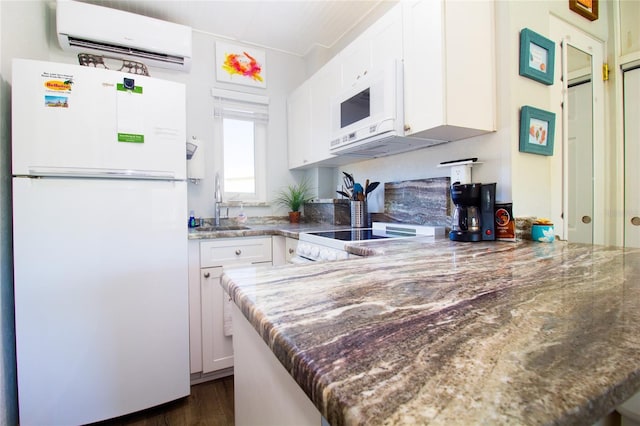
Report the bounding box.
[44,79,73,92]
[116,79,146,143]
[117,133,144,143]
[41,72,74,108]
[44,96,69,108]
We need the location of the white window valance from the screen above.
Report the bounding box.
[211,88,269,123]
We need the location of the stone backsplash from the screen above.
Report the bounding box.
[303,199,350,225]
[372,177,452,228]
[370,176,535,240]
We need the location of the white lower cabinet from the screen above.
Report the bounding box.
[272,235,299,266]
[233,304,325,426]
[200,266,231,374]
[189,237,272,383]
[285,237,298,263]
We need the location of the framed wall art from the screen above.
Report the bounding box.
[569,0,598,21]
[216,41,267,88]
[519,106,556,156]
[519,28,555,85]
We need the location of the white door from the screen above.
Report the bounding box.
[624,66,640,247]
[201,266,234,373]
[11,58,186,179]
[13,177,190,425]
[550,17,605,244]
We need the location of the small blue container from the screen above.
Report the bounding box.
[532,224,554,242]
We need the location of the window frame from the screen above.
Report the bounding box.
[212,89,268,202]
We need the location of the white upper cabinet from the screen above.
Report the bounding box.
[287,4,403,170]
[402,0,496,141]
[286,0,496,168]
[287,81,312,169]
[287,58,341,170]
[369,5,403,79]
[340,42,372,90]
[309,60,341,163]
[339,4,403,89]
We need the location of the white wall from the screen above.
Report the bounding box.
[176,31,306,220]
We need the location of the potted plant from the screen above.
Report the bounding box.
[275,178,313,223]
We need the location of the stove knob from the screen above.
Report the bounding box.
[311,246,320,258]
[319,249,328,261]
[326,250,337,261]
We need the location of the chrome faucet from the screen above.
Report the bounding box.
[214,173,222,226]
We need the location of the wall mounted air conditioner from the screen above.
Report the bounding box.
[56,0,192,72]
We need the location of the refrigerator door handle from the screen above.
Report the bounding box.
[27,167,177,180]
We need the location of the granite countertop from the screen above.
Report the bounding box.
[221,238,640,426]
[187,221,347,240]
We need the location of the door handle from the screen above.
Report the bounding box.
[203,272,210,278]
[581,216,592,224]
[631,217,640,226]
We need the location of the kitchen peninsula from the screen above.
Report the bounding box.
[221,238,640,425]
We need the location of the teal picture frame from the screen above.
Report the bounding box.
[519,28,555,85]
[519,106,556,156]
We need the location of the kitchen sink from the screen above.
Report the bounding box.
[194,225,250,232]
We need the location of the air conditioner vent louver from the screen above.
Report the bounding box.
[67,37,185,66]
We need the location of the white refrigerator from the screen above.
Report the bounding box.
[11,58,190,425]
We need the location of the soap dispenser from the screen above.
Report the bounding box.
[237,203,247,224]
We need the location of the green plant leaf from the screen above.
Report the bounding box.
[274,178,314,212]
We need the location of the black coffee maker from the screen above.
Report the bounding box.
[449,182,496,242]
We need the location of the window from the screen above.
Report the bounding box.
[223,118,255,193]
[212,89,268,201]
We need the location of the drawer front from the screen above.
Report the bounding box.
[200,237,272,267]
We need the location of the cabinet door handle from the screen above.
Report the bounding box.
[632,216,640,226]
[288,248,295,254]
[203,272,210,278]
[235,249,242,256]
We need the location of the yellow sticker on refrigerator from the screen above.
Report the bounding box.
[42,71,73,108]
[116,82,145,143]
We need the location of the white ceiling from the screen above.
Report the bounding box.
[78,0,393,57]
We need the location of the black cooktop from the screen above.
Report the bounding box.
[307,229,413,242]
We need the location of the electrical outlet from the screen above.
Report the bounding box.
[451,165,471,184]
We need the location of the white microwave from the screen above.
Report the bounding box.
[330,60,404,155]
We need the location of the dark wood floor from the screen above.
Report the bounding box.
[93,376,234,426]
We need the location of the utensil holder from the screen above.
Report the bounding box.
[350,201,368,228]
